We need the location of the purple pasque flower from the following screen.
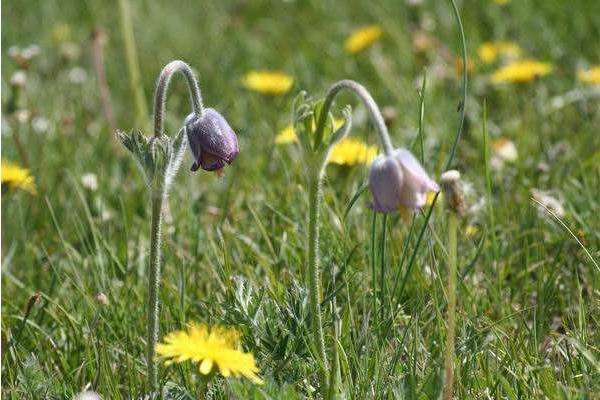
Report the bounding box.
[185,108,239,173]
[369,148,439,213]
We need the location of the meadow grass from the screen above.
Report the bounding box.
[2,0,600,398]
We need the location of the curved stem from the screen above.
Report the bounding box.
[153,60,204,137]
[147,191,164,392]
[315,80,394,155]
[307,164,330,391]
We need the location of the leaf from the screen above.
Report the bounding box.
[172,126,187,160]
[311,100,327,151]
[164,126,187,188]
[343,181,368,219]
[328,105,352,146]
[115,129,134,153]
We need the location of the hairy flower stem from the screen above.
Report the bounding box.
[147,192,164,391]
[144,60,204,393]
[154,60,204,137]
[305,80,392,393]
[307,166,329,391]
[443,213,458,400]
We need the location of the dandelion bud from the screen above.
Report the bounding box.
[440,169,466,216]
[185,108,239,173]
[369,148,439,213]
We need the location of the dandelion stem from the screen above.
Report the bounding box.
[443,212,458,400]
[147,191,164,392]
[315,80,394,155]
[153,60,204,137]
[307,166,330,392]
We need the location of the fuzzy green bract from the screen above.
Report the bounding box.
[116,127,186,191]
[291,92,353,159]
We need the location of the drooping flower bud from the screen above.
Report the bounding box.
[369,148,439,213]
[185,108,239,172]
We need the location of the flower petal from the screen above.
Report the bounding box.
[394,149,440,192]
[368,154,404,213]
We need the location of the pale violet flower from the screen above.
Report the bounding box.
[369,148,439,212]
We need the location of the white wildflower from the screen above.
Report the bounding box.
[68,67,88,84]
[10,70,27,87]
[21,44,41,60]
[15,109,31,124]
[81,173,98,191]
[31,116,50,134]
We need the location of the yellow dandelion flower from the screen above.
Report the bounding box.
[345,25,383,54]
[478,41,522,64]
[274,121,377,166]
[465,224,478,237]
[494,0,510,5]
[328,138,378,166]
[491,60,553,84]
[1,159,36,194]
[275,125,298,144]
[241,71,294,95]
[577,66,600,85]
[426,191,442,207]
[156,323,264,385]
[275,119,345,145]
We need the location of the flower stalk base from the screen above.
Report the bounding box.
[443,212,458,400]
[147,191,164,391]
[307,168,329,392]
